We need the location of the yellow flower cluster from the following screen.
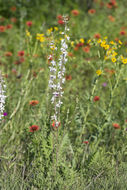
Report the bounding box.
[26,30,31,37]
[80,38,84,43]
[96,70,102,76]
[36,33,45,42]
[121,56,127,64]
[47,27,59,34]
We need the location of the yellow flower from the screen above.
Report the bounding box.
[26,30,30,37]
[96,70,102,76]
[50,45,56,50]
[54,27,58,31]
[47,27,53,34]
[118,40,122,45]
[87,39,91,44]
[36,33,45,42]
[112,51,117,57]
[112,57,116,62]
[106,50,111,55]
[80,38,84,43]
[104,44,110,50]
[110,41,114,45]
[71,41,74,47]
[101,40,106,47]
[97,39,101,43]
[122,58,127,64]
[104,36,108,39]
[104,56,108,60]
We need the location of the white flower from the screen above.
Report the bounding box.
[0,72,6,120]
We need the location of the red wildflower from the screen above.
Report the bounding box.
[66,75,72,80]
[94,33,101,39]
[71,9,80,16]
[76,43,84,47]
[115,37,119,42]
[120,30,126,36]
[106,0,117,8]
[0,25,6,32]
[18,51,25,57]
[4,74,8,78]
[88,9,96,14]
[29,100,39,106]
[68,52,74,57]
[57,15,63,20]
[19,57,25,63]
[83,141,89,144]
[100,2,104,7]
[108,15,115,22]
[12,69,17,74]
[52,121,60,128]
[10,17,17,23]
[14,60,21,65]
[33,71,37,77]
[93,96,100,102]
[82,46,90,53]
[6,24,13,29]
[111,0,117,6]
[58,20,64,25]
[106,3,113,9]
[74,46,79,51]
[10,6,16,12]
[5,52,13,57]
[29,125,39,132]
[112,123,120,129]
[26,21,33,27]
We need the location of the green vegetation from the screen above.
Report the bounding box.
[0,0,127,189]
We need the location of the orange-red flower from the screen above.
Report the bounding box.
[88,9,96,14]
[83,141,89,144]
[26,21,33,27]
[94,33,101,39]
[115,37,119,42]
[5,52,13,57]
[66,75,72,80]
[18,51,25,57]
[0,25,6,32]
[120,30,126,36]
[52,121,60,128]
[29,125,39,132]
[29,100,39,106]
[57,15,63,20]
[10,17,17,23]
[82,46,90,53]
[108,15,115,22]
[93,96,100,102]
[106,0,117,8]
[68,52,74,57]
[6,24,13,29]
[10,6,16,12]
[112,123,120,129]
[74,46,79,51]
[76,43,84,47]
[71,9,80,16]
[58,20,64,25]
